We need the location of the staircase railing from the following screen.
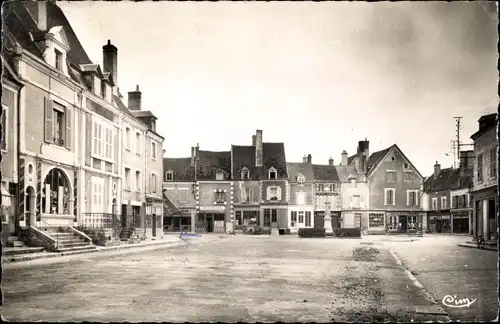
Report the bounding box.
[33,217,59,250]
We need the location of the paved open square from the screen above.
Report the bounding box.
[4,235,486,322]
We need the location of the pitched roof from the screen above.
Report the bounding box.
[335,165,367,183]
[163,195,181,217]
[163,158,195,182]
[312,164,340,182]
[131,110,157,118]
[470,113,497,140]
[287,162,315,182]
[347,154,358,165]
[113,95,136,118]
[425,168,473,192]
[366,147,391,175]
[231,142,288,180]
[196,150,232,181]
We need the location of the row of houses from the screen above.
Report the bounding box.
[1,1,165,245]
[163,130,428,235]
[421,113,497,240]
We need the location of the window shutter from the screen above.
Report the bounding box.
[406,191,410,206]
[277,187,282,200]
[65,106,72,149]
[266,187,270,200]
[44,98,53,143]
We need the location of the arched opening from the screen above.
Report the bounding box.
[42,168,71,215]
[25,186,36,226]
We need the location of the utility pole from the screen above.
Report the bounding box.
[454,117,462,168]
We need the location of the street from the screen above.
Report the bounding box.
[1,235,495,322]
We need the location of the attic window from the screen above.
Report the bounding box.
[297,173,305,183]
[403,162,410,170]
[216,171,224,180]
[165,171,173,181]
[241,167,250,180]
[268,167,277,179]
[55,49,63,71]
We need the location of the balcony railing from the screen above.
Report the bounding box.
[78,213,120,230]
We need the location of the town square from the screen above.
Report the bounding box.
[1,0,498,322]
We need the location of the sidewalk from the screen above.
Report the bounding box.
[457,240,498,252]
[2,234,199,264]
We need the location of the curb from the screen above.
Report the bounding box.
[3,240,188,264]
[457,243,498,252]
[390,250,451,321]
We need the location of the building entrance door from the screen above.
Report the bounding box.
[121,204,127,228]
[207,215,214,233]
[400,216,408,231]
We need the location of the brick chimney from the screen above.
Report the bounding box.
[255,130,263,167]
[433,161,441,180]
[303,155,308,163]
[103,40,118,86]
[307,154,312,163]
[329,157,334,166]
[128,85,141,110]
[341,150,348,166]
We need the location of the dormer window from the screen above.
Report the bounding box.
[165,171,173,181]
[241,167,250,180]
[297,173,305,183]
[216,171,224,180]
[101,81,106,100]
[268,167,277,179]
[55,49,63,71]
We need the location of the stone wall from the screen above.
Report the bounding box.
[19,228,56,251]
[83,228,120,246]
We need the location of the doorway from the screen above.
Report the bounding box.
[25,186,35,227]
[400,216,408,231]
[121,204,127,228]
[207,215,214,233]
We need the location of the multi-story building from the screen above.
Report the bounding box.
[470,113,498,240]
[423,162,454,233]
[336,154,369,232]
[311,156,342,228]
[360,143,424,234]
[163,154,197,233]
[286,159,315,231]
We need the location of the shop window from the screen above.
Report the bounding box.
[43,168,70,214]
[271,209,277,222]
[369,213,384,227]
[354,214,361,228]
[305,211,311,226]
[263,209,271,226]
[298,211,304,223]
[291,211,297,227]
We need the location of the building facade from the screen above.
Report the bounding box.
[423,162,454,233]
[470,113,498,240]
[311,157,342,229]
[286,160,315,232]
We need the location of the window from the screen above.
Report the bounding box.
[464,194,469,208]
[241,168,250,179]
[268,186,280,201]
[241,188,253,203]
[93,123,102,156]
[101,80,106,99]
[152,142,157,160]
[291,211,298,225]
[385,171,396,182]
[53,107,65,146]
[55,49,63,71]
[92,121,113,160]
[125,127,131,150]
[354,213,361,228]
[432,197,438,210]
[317,184,324,192]
[165,171,173,181]
[328,184,336,192]
[352,195,361,208]
[384,188,395,205]
[151,173,157,193]
[268,167,277,179]
[452,195,458,209]
[105,128,112,159]
[403,172,414,182]
[297,173,305,183]
[296,192,306,205]
[42,168,70,214]
[178,189,188,203]
[124,168,131,190]
[441,196,447,210]
[298,211,304,223]
[271,209,277,223]
[490,147,497,179]
[1,105,7,151]
[305,211,311,227]
[136,132,141,154]
[215,190,225,203]
[403,162,410,170]
[407,190,418,206]
[135,171,141,192]
[216,171,224,180]
[263,209,271,226]
[477,153,483,182]
[369,213,384,227]
[91,176,104,213]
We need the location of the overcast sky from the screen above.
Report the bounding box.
[58,1,498,176]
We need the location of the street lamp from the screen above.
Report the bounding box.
[419,182,425,235]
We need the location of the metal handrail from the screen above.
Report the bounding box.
[35,216,59,249]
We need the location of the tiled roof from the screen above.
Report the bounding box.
[471,113,497,140]
[3,2,92,66]
[231,143,288,180]
[287,163,314,182]
[312,164,340,182]
[113,95,136,118]
[335,165,367,183]
[163,158,195,182]
[163,195,181,216]
[131,110,157,118]
[366,147,391,175]
[196,150,231,181]
[347,154,358,165]
[425,168,474,192]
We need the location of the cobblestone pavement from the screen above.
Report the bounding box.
[2,236,450,322]
[373,235,498,322]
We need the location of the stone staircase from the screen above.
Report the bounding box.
[119,227,142,243]
[51,232,96,253]
[7,235,26,247]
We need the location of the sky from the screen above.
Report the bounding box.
[58,1,498,176]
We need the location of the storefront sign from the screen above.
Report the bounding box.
[199,206,225,212]
[452,212,470,219]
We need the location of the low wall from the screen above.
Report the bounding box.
[82,228,120,246]
[20,227,57,251]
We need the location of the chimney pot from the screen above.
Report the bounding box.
[128,86,142,110]
[255,130,263,167]
[329,157,334,166]
[37,1,47,31]
[341,150,348,166]
[307,154,312,163]
[103,40,118,86]
[433,161,441,180]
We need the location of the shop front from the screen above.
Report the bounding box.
[386,211,424,233]
[197,205,227,233]
[234,208,260,229]
[427,211,451,233]
[472,186,498,240]
[451,210,471,234]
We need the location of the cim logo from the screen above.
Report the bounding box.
[442,295,477,308]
